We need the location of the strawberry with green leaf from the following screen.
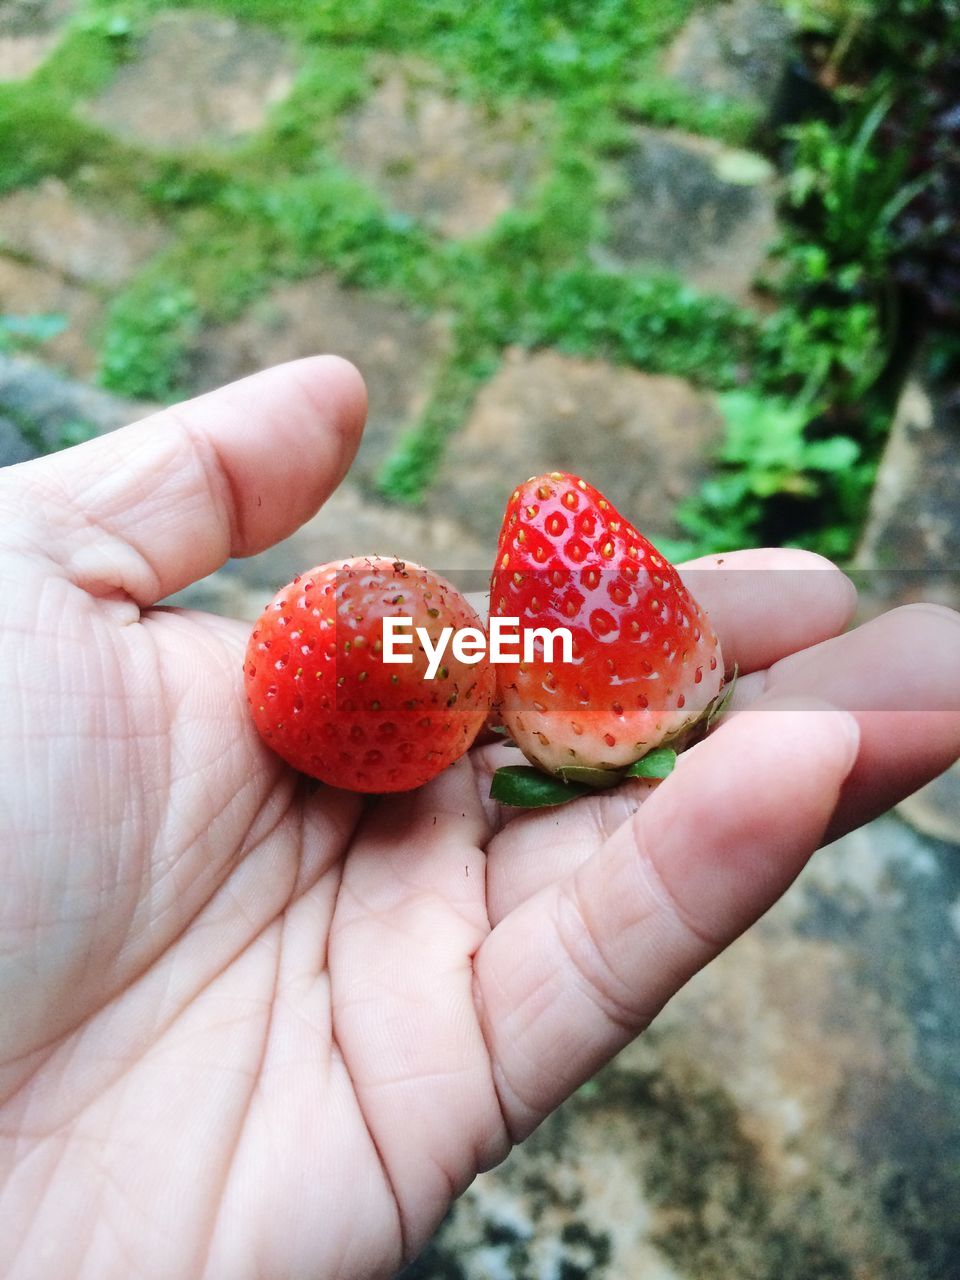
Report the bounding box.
[489,472,731,807]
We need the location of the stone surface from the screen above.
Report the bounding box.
[0,0,75,81]
[84,11,295,149]
[189,275,450,487]
[431,347,723,544]
[404,814,960,1279]
[0,257,102,379]
[663,0,793,109]
[855,375,960,613]
[339,59,547,238]
[896,763,960,849]
[0,178,167,287]
[596,127,779,304]
[0,351,152,467]
[853,362,960,849]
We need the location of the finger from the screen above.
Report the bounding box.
[730,603,960,840]
[468,736,656,920]
[482,776,658,925]
[474,701,860,1138]
[678,547,856,675]
[5,356,367,607]
[484,600,960,926]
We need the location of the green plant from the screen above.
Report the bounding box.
[99,285,200,401]
[749,94,925,444]
[783,98,928,270]
[512,269,760,384]
[778,0,876,74]
[677,391,868,555]
[759,289,890,403]
[376,346,498,504]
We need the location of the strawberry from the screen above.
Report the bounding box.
[244,557,495,793]
[489,473,725,794]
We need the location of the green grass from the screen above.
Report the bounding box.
[0,92,103,194]
[156,0,698,100]
[376,342,500,503]
[99,280,200,401]
[622,73,762,145]
[0,0,720,408]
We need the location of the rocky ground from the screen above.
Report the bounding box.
[1,2,958,1277]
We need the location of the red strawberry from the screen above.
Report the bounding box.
[245,557,495,793]
[490,473,724,784]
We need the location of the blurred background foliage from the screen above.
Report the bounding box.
[0,0,957,561]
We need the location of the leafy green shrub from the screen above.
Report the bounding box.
[783,99,927,271]
[758,290,889,404]
[677,391,870,555]
[753,97,912,421]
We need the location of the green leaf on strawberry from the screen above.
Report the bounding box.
[491,748,677,808]
[625,747,677,778]
[489,765,591,808]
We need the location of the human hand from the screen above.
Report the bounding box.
[1,358,958,1279]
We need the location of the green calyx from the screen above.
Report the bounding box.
[489,748,678,809]
[488,765,591,808]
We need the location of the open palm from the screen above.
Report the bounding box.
[1,357,958,1280]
